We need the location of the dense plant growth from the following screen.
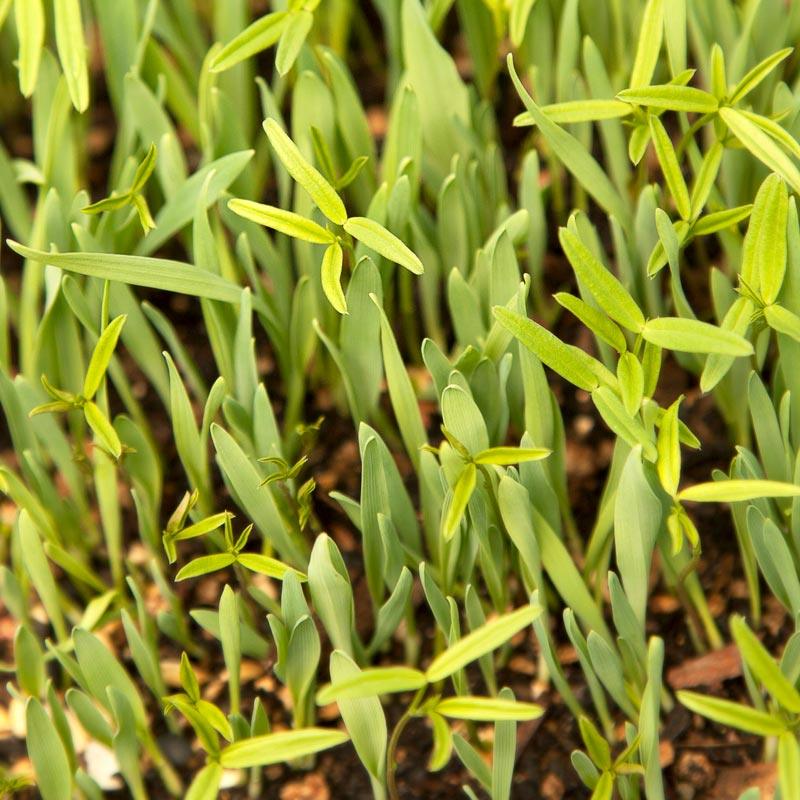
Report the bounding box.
[2,0,800,797]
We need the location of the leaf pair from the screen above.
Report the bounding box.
[31,314,127,459]
[210,0,320,76]
[229,120,422,313]
[83,144,158,233]
[316,604,540,702]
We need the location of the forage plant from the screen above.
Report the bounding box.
[5,0,800,798]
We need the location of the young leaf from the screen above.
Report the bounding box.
[434,696,543,721]
[236,553,303,581]
[83,315,127,400]
[720,108,800,195]
[730,48,793,105]
[559,228,644,332]
[641,317,753,356]
[678,480,800,503]
[617,85,717,113]
[210,11,290,73]
[765,304,800,344]
[263,119,347,225]
[219,728,349,768]
[7,242,245,304]
[473,447,550,465]
[425,605,540,683]
[629,0,664,88]
[83,402,122,459]
[678,691,786,735]
[554,292,628,352]
[506,56,630,227]
[321,242,347,314]
[344,217,423,274]
[275,10,313,76]
[25,699,72,800]
[779,732,800,799]
[15,0,44,97]
[730,616,800,713]
[514,99,632,126]
[175,553,237,581]
[227,199,335,244]
[493,306,614,392]
[649,117,690,220]
[657,397,681,496]
[740,174,788,304]
[54,0,89,112]
[316,666,427,704]
[442,462,476,541]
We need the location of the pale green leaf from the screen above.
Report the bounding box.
[642,317,753,356]
[227,199,334,244]
[344,217,423,274]
[678,479,800,503]
[434,696,543,721]
[264,119,347,225]
[316,666,427,704]
[220,728,349,768]
[426,605,540,683]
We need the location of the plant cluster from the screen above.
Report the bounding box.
[2,0,800,798]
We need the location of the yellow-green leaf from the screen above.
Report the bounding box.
[264,118,347,225]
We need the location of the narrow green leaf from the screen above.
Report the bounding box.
[678,479,800,503]
[54,0,89,112]
[83,315,127,399]
[730,48,793,105]
[316,666,427,704]
[8,242,245,304]
[692,204,753,236]
[649,117,690,220]
[25,699,72,800]
[493,306,614,392]
[731,616,800,713]
[210,11,289,73]
[236,553,303,581]
[592,387,657,461]
[442,462,476,541]
[554,292,628,352]
[473,446,550,465]
[559,228,644,331]
[83,402,122,459]
[678,691,786,735]
[264,119,347,225]
[629,0,664,88]
[275,10,313,76]
[220,728,349,768]
[720,107,800,195]
[185,763,223,800]
[227,199,334,244]
[657,397,681,496]
[321,242,347,314]
[175,553,237,581]
[15,0,44,97]
[642,317,753,356]
[434,696,543,721]
[618,85,717,113]
[426,605,540,683]
[765,304,800,343]
[344,217,423,274]
[689,142,724,219]
[507,55,630,227]
[514,99,632,126]
[779,732,800,799]
[741,174,788,304]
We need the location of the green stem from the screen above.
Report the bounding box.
[387,688,426,800]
